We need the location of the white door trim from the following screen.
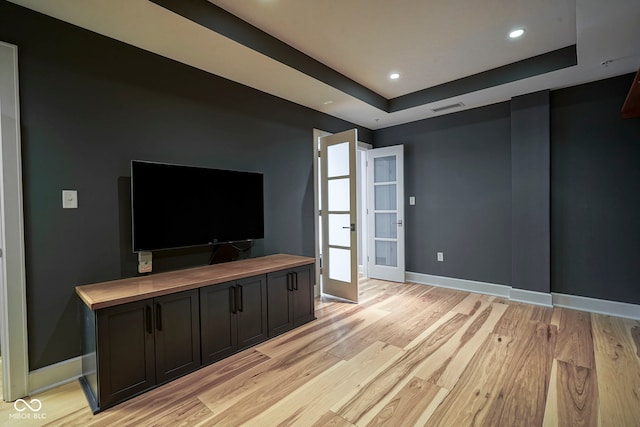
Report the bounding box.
[312,129,331,297]
[0,41,29,401]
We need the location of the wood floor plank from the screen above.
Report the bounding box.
[484,322,557,426]
[427,320,557,426]
[550,307,562,327]
[417,301,509,389]
[332,312,469,425]
[257,304,389,359]
[542,359,560,427]
[366,377,443,427]
[197,349,342,423]
[631,325,640,358]
[310,411,355,427]
[592,314,640,426]
[425,332,513,426]
[529,304,554,324]
[555,308,596,368]
[493,301,540,337]
[450,292,494,315]
[416,286,470,314]
[114,398,213,427]
[383,289,469,349]
[328,291,447,360]
[240,341,402,426]
[556,360,599,426]
[373,282,433,313]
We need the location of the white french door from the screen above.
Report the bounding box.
[319,129,359,302]
[367,145,405,282]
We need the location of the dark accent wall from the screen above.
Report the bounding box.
[551,74,640,304]
[511,91,550,293]
[373,103,513,285]
[0,1,371,370]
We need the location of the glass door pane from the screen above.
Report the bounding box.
[373,155,398,268]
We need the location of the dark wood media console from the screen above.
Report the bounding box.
[76,254,315,413]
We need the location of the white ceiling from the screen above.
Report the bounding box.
[7,0,640,129]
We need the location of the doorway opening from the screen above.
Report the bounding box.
[313,129,405,303]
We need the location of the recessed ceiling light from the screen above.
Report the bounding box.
[509,29,524,39]
[389,73,400,80]
[323,100,333,105]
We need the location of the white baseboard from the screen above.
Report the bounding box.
[405,271,639,319]
[510,288,553,307]
[29,356,82,395]
[405,272,511,298]
[552,292,640,320]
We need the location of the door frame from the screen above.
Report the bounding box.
[0,41,29,401]
[312,129,330,297]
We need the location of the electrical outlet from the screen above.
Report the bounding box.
[437,252,444,262]
[409,196,416,205]
[138,251,152,273]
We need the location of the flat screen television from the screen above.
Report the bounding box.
[131,160,264,252]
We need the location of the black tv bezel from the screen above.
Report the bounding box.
[130,160,264,253]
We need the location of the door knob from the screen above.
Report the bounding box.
[342,224,356,231]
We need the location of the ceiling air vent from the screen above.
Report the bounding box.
[431,102,465,113]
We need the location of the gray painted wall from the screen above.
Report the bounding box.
[0,1,371,370]
[374,73,640,305]
[551,74,640,304]
[373,104,513,286]
[511,91,550,293]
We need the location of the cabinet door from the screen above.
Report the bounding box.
[292,265,315,327]
[267,269,294,337]
[200,281,238,365]
[236,275,268,350]
[154,290,201,384]
[97,299,155,409]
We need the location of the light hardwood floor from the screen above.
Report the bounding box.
[1,278,639,426]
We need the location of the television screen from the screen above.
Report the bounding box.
[131,160,264,252]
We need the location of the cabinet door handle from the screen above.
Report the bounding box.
[156,303,162,331]
[146,305,152,334]
[231,286,237,314]
[238,285,244,312]
[293,272,298,291]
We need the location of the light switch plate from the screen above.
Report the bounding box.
[62,190,78,209]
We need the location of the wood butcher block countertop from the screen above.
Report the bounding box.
[76,254,315,310]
